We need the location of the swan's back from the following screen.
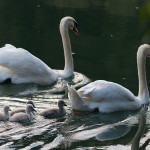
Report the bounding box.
[78,80,137,102]
[0,44,51,74]
[0,44,57,85]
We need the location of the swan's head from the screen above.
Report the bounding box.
[138,44,150,57]
[60,16,79,35]
[3,105,11,113]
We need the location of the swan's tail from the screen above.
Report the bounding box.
[67,84,81,101]
[67,84,84,110]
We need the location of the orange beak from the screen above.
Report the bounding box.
[73,26,80,35]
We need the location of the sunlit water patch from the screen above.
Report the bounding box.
[0,71,90,149]
[0,98,149,149]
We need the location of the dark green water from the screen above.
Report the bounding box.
[0,0,150,149]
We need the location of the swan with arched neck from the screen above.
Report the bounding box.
[68,44,150,113]
[0,16,79,86]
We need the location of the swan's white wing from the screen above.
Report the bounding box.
[0,44,50,74]
[78,80,136,102]
[0,44,57,85]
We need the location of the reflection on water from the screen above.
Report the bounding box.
[0,72,90,97]
[0,0,150,149]
[0,98,148,150]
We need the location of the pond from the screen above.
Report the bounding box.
[0,0,150,149]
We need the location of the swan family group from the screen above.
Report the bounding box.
[0,16,149,123]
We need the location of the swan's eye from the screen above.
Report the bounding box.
[73,21,78,27]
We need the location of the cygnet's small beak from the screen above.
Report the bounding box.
[33,104,36,108]
[33,108,36,112]
[64,103,67,106]
[9,108,11,111]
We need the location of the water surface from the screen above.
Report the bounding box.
[0,0,150,149]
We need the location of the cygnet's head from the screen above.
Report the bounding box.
[26,104,36,114]
[26,100,36,108]
[3,105,11,113]
[60,16,79,35]
[58,100,67,109]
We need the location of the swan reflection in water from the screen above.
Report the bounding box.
[104,106,149,150]
[99,106,149,150]
[41,106,149,149]
[131,106,149,150]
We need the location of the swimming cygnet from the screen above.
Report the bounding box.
[10,100,36,116]
[10,104,36,123]
[40,100,67,119]
[0,105,11,121]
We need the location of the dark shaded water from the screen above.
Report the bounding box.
[0,0,150,149]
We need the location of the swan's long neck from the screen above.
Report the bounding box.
[137,48,149,104]
[131,110,146,150]
[59,23,73,78]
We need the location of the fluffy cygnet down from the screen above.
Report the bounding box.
[10,104,36,123]
[10,100,36,116]
[40,100,67,119]
[0,105,11,121]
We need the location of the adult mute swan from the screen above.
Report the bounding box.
[68,44,150,113]
[0,16,79,86]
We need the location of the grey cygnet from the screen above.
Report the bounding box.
[40,100,67,119]
[10,104,36,123]
[10,100,36,116]
[0,105,11,121]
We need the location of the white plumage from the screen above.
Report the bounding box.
[0,44,57,85]
[0,16,79,86]
[68,44,150,113]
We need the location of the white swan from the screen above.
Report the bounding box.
[0,16,79,86]
[68,44,150,113]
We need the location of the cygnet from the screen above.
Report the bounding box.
[10,104,36,123]
[40,100,67,119]
[10,100,36,116]
[0,105,11,121]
